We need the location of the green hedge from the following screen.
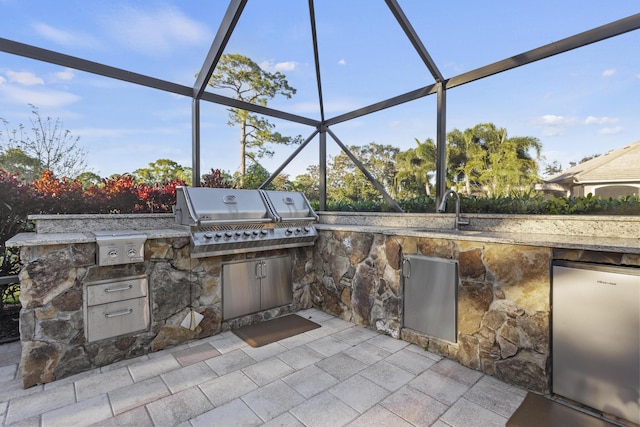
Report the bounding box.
[313,193,640,215]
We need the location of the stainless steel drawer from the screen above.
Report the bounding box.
[86,297,149,342]
[86,276,148,306]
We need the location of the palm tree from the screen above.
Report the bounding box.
[452,123,542,197]
[394,138,437,197]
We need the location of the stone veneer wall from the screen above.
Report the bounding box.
[312,229,553,392]
[312,228,640,394]
[17,237,313,388]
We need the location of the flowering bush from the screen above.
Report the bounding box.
[0,169,185,278]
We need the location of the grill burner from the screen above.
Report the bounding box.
[174,187,318,257]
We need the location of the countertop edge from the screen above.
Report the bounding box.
[316,224,640,254]
[6,228,190,248]
[7,224,639,254]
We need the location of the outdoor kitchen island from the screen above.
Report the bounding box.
[6,210,640,425]
[8,206,317,389]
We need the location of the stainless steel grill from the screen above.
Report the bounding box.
[174,186,318,258]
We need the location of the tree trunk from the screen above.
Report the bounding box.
[425,182,431,197]
[239,119,247,187]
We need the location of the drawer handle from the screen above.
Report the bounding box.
[104,284,133,293]
[105,308,133,318]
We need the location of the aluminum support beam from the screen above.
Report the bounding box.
[191,99,201,186]
[326,14,640,127]
[327,128,403,213]
[0,275,19,287]
[435,82,447,210]
[200,91,319,127]
[319,128,327,210]
[193,0,247,99]
[385,0,444,82]
[446,13,640,89]
[308,0,326,122]
[0,38,319,128]
[0,38,192,97]
[326,83,438,126]
[260,129,319,189]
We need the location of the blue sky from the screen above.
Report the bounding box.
[1,1,638,179]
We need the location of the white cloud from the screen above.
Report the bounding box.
[0,84,80,107]
[75,126,178,139]
[338,59,346,65]
[602,68,616,77]
[6,70,44,86]
[291,98,364,114]
[541,127,566,137]
[0,76,6,85]
[598,126,623,135]
[444,61,463,74]
[32,22,100,48]
[289,101,321,114]
[259,61,297,73]
[531,115,580,138]
[584,116,620,125]
[389,121,400,128]
[104,5,210,55]
[533,115,576,126]
[32,22,75,45]
[53,68,75,81]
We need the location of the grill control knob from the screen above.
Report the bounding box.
[252,230,259,236]
[234,231,241,239]
[214,232,222,241]
[295,227,302,235]
[223,232,233,241]
[260,230,268,237]
[203,232,213,239]
[303,227,311,233]
[243,231,251,239]
[127,248,137,257]
[108,249,118,258]
[285,228,294,236]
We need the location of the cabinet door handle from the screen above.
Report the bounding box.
[261,261,267,278]
[104,284,133,293]
[105,308,133,318]
[255,262,262,279]
[402,258,412,278]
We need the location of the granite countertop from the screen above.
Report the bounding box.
[316,224,640,254]
[7,223,640,254]
[6,227,190,247]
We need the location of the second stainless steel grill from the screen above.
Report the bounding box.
[174,186,318,257]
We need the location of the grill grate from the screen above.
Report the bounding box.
[195,224,267,232]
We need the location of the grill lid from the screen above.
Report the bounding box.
[174,186,318,257]
[175,187,273,226]
[263,190,318,222]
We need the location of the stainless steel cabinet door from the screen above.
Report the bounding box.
[403,255,458,343]
[261,256,292,310]
[86,297,150,342]
[223,260,261,320]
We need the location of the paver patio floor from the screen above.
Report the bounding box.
[0,308,527,426]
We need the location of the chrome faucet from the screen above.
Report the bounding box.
[437,189,470,230]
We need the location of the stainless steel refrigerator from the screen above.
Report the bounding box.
[552,261,640,425]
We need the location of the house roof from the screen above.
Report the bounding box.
[545,140,640,184]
